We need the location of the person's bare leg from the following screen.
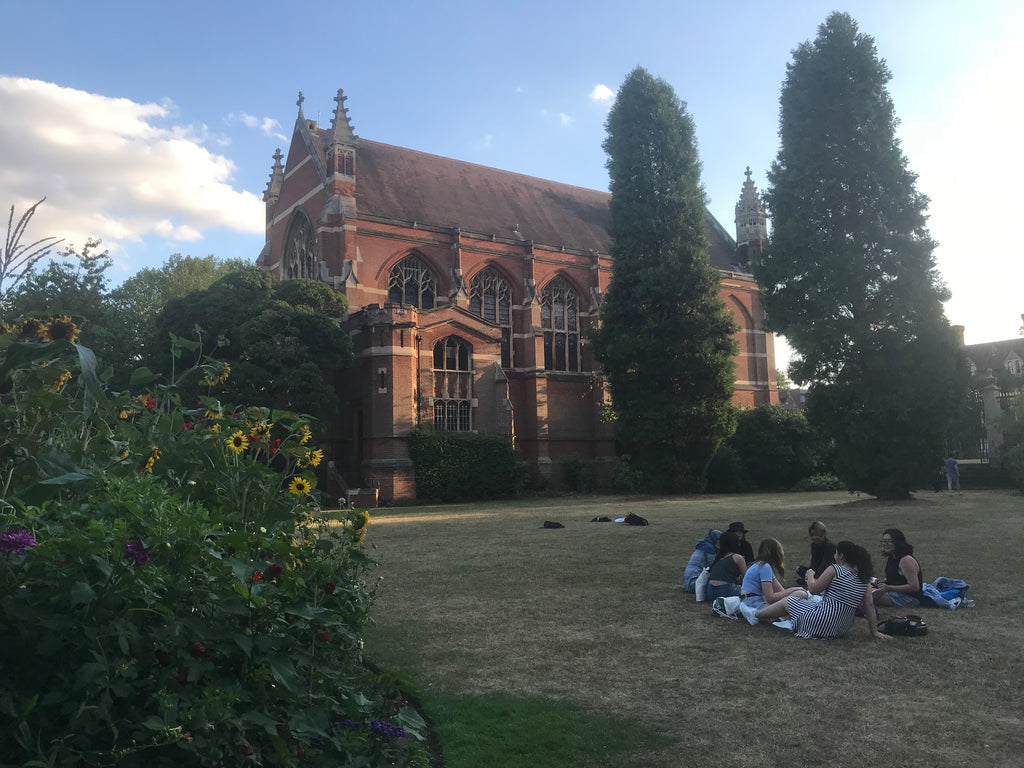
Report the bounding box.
[756,599,791,621]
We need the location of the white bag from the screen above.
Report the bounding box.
[712,595,742,619]
[694,567,711,602]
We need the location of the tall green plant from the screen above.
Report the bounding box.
[0,322,426,767]
[592,67,738,493]
[755,13,967,498]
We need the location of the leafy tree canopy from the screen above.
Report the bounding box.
[592,67,738,493]
[150,267,353,421]
[755,13,969,497]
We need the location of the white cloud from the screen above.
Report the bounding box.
[229,112,288,142]
[0,77,263,268]
[589,84,615,102]
[559,112,573,126]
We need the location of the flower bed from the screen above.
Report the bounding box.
[0,320,426,767]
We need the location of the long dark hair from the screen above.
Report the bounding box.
[836,541,873,584]
[713,531,740,564]
[883,528,914,559]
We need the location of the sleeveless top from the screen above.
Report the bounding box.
[885,555,923,595]
[708,554,742,583]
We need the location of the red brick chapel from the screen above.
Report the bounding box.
[256,89,778,502]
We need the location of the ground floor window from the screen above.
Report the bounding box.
[434,399,471,431]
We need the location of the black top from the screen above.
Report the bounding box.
[810,540,838,574]
[885,555,923,594]
[737,540,754,565]
[709,555,743,584]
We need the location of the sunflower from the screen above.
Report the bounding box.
[204,409,222,420]
[0,322,11,335]
[299,448,324,469]
[251,420,273,438]
[139,447,160,474]
[288,476,313,495]
[44,315,80,343]
[226,430,249,454]
[297,425,312,445]
[48,369,72,393]
[17,318,46,340]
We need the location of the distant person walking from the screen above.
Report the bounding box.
[944,456,961,494]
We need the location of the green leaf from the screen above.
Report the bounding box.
[129,366,161,388]
[69,581,97,607]
[234,635,254,657]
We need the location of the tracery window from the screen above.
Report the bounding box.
[284,211,317,279]
[388,255,436,309]
[432,336,472,431]
[469,267,513,368]
[541,277,580,372]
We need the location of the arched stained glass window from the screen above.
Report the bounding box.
[469,267,513,368]
[432,336,472,431]
[388,255,436,309]
[284,211,317,280]
[541,277,580,372]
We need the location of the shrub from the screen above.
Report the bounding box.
[407,429,520,502]
[790,473,846,492]
[610,457,645,494]
[726,405,831,490]
[0,323,427,767]
[705,443,752,493]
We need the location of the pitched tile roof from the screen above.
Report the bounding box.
[312,129,743,272]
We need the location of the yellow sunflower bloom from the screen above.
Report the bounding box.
[211,423,220,434]
[252,420,273,438]
[119,449,130,460]
[44,315,80,343]
[297,425,312,445]
[49,369,72,393]
[226,430,249,454]
[288,476,313,495]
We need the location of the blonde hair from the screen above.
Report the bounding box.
[755,537,786,579]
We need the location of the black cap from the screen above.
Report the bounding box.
[727,522,749,533]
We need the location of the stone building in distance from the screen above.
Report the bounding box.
[257,89,778,501]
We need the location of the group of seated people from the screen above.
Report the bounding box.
[684,521,926,641]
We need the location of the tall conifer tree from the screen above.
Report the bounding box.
[756,13,968,497]
[593,67,737,493]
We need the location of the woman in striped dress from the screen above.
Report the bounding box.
[757,541,891,641]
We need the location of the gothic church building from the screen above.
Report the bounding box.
[257,90,778,501]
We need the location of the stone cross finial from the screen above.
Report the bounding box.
[297,91,304,111]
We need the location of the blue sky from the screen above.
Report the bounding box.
[2,1,1022,356]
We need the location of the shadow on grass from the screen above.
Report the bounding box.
[364,624,670,767]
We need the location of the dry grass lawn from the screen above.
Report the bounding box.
[363,490,1024,767]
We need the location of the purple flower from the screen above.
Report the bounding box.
[370,720,408,739]
[1,527,37,554]
[125,539,150,565]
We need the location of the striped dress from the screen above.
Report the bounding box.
[786,563,866,639]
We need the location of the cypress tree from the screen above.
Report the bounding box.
[756,13,968,497]
[592,67,737,493]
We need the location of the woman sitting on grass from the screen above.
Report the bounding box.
[683,529,721,593]
[706,531,749,601]
[738,538,807,625]
[872,528,923,608]
[757,541,891,641]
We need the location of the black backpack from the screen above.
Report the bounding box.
[878,615,928,637]
[623,513,648,526]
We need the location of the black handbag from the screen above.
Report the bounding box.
[878,615,928,636]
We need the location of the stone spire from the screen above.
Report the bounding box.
[327,88,358,177]
[263,148,284,228]
[296,90,305,117]
[263,148,284,203]
[734,167,767,270]
[331,89,356,142]
[735,167,767,244]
